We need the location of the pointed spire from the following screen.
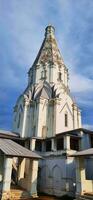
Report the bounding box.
[45,25,55,38]
[30,25,64,68]
[28,25,69,88]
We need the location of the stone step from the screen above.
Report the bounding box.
[82,195,93,199]
[10,193,31,199]
[1,195,32,200]
[77,194,93,200]
[85,193,93,197]
[1,190,33,200]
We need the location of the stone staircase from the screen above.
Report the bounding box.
[10,188,32,199]
[0,186,34,200]
[75,193,93,200]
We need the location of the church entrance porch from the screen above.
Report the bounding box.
[70,148,93,200]
[0,138,41,200]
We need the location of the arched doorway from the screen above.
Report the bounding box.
[52,165,62,196]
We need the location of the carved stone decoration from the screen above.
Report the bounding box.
[23,90,32,106]
[28,25,65,73]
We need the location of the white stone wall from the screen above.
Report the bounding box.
[12,25,82,139]
[28,61,68,89]
[38,156,76,197]
[54,94,81,134]
[13,89,82,138]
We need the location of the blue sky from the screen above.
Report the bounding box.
[0,0,93,130]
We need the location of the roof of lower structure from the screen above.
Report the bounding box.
[0,139,41,159]
[0,129,19,137]
[35,128,93,140]
[70,148,93,157]
[0,128,93,142]
[56,128,93,136]
[0,129,24,140]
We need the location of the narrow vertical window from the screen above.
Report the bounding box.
[58,72,62,81]
[17,113,21,128]
[33,126,36,137]
[65,113,68,127]
[41,71,44,79]
[44,69,46,78]
[41,69,46,79]
[30,73,33,84]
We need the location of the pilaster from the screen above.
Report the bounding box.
[2,156,12,192]
[72,103,78,129]
[18,158,25,181]
[21,99,29,138]
[27,160,38,197]
[30,139,36,151]
[36,98,44,138]
[77,109,82,128]
[64,135,70,150]
[51,138,56,151]
[76,158,86,196]
[53,98,61,135]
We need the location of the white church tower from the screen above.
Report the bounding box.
[13,25,82,138]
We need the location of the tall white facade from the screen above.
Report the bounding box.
[1,26,93,199]
[2,25,93,199]
[13,25,82,138]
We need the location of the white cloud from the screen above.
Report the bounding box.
[69,69,93,106]
[70,71,93,93]
[83,124,93,131]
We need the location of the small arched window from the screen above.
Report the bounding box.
[65,113,68,127]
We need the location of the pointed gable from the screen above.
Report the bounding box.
[34,81,52,100]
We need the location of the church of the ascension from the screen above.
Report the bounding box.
[0,26,93,200]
